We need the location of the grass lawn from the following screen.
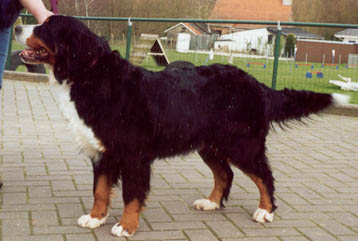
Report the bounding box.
[10,41,358,104]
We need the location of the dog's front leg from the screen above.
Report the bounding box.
[111,159,151,237]
[111,199,142,237]
[78,158,111,229]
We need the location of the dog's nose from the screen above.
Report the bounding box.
[15,26,22,35]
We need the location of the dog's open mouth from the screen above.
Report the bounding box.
[20,47,49,64]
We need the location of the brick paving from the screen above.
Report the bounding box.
[0,79,357,241]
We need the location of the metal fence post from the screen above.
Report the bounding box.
[125,18,132,60]
[271,21,281,90]
[5,26,14,70]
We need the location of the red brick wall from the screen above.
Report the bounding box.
[296,40,358,64]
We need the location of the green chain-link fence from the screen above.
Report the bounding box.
[7,15,358,103]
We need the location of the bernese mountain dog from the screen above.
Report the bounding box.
[16,15,349,237]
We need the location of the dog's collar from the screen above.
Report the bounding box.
[89,58,98,68]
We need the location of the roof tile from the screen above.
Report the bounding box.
[211,0,292,22]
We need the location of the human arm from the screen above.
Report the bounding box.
[18,0,53,24]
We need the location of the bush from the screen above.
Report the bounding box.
[284,34,296,57]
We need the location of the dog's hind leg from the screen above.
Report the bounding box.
[246,170,276,223]
[78,154,112,229]
[193,146,234,211]
[225,140,277,223]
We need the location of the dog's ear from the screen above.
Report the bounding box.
[53,30,110,84]
[53,42,71,84]
[52,30,81,83]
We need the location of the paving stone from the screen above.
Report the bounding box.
[32,210,59,226]
[151,221,206,231]
[3,192,27,205]
[143,207,173,222]
[3,235,64,241]
[0,211,28,219]
[32,225,91,235]
[158,200,192,215]
[242,227,301,237]
[128,230,186,240]
[172,212,228,222]
[315,220,356,236]
[2,218,31,236]
[263,219,316,228]
[51,180,76,191]
[206,220,244,238]
[29,197,80,204]
[338,236,358,241]
[1,204,56,212]
[297,227,338,241]
[280,237,310,241]
[65,234,96,241]
[25,166,48,176]
[184,229,218,241]
[222,238,280,241]
[3,170,25,181]
[56,203,84,218]
[28,186,53,198]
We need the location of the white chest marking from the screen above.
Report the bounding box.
[51,74,104,161]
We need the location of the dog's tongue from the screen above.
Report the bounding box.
[20,49,36,60]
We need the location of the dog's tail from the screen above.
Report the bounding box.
[266,88,350,123]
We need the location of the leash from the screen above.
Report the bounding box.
[50,0,59,14]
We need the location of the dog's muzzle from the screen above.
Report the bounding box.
[15,25,38,46]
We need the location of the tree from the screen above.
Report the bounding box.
[293,0,358,39]
[284,34,296,58]
[53,0,357,42]
[57,0,216,41]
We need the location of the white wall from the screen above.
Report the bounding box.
[176,33,191,53]
[215,28,272,54]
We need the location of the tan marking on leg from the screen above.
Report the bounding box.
[90,175,111,219]
[119,199,142,235]
[207,162,228,205]
[247,174,273,212]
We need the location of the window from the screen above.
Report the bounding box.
[282,0,292,6]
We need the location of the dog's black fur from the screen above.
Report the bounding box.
[24,15,339,224]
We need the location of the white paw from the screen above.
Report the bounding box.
[253,208,274,223]
[111,224,133,237]
[193,199,220,211]
[77,214,108,229]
